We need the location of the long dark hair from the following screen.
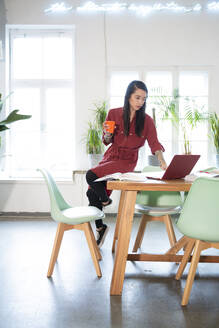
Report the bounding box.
[123,80,148,137]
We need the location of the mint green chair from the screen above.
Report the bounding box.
[175,177,219,306]
[38,168,105,278]
[133,166,183,252]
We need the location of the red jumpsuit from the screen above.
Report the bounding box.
[91,107,164,186]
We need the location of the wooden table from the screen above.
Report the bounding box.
[107,179,219,296]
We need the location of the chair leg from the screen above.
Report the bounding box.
[47,223,65,277]
[165,236,190,255]
[181,239,202,306]
[132,214,148,252]
[164,215,177,247]
[84,222,102,278]
[175,239,195,280]
[88,222,102,261]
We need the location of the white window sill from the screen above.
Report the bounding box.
[0,174,74,184]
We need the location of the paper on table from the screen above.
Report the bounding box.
[199,167,219,174]
[94,172,148,182]
[184,168,219,181]
[184,174,199,182]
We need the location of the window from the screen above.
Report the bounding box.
[109,71,139,108]
[108,68,209,169]
[178,71,208,161]
[145,71,173,161]
[6,26,74,178]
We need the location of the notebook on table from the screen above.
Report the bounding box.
[146,154,200,180]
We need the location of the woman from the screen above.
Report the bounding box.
[86,80,167,247]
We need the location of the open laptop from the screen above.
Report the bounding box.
[146,154,200,180]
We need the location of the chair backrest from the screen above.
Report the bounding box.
[136,166,182,207]
[142,165,163,173]
[177,177,219,242]
[37,168,70,220]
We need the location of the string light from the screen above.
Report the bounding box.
[77,1,202,14]
[77,1,102,11]
[193,4,202,11]
[44,1,219,15]
[44,2,72,13]
[77,1,126,12]
[128,4,153,16]
[102,3,127,12]
[208,1,219,10]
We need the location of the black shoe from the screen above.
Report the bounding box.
[102,198,112,207]
[96,224,109,248]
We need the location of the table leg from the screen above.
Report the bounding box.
[112,190,125,253]
[110,190,137,296]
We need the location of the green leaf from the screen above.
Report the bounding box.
[83,100,108,154]
[85,120,103,154]
[91,100,108,130]
[209,112,219,152]
[0,125,9,132]
[0,110,32,126]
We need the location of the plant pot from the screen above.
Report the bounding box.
[88,154,103,168]
[147,154,160,167]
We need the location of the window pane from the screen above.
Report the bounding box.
[43,36,73,79]
[10,131,41,170]
[179,71,208,96]
[45,132,73,169]
[145,72,173,152]
[8,28,74,178]
[110,96,124,109]
[46,88,73,130]
[9,89,41,174]
[13,37,42,79]
[179,71,208,156]
[11,88,40,131]
[145,71,173,119]
[110,71,139,96]
[45,88,73,170]
[13,34,73,80]
[179,96,208,118]
[146,71,172,96]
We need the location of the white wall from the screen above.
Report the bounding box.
[0,179,78,212]
[1,0,219,212]
[0,173,121,212]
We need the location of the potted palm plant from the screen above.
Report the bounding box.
[85,100,107,168]
[209,112,219,167]
[180,99,208,154]
[0,92,31,146]
[151,88,208,155]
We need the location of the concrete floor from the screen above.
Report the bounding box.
[1,215,219,328]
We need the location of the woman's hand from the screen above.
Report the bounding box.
[155,150,167,170]
[159,158,167,170]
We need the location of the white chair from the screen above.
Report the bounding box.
[38,168,104,278]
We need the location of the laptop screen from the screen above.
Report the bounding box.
[146,154,200,180]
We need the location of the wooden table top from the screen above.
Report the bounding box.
[107,179,192,192]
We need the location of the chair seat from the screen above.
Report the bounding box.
[61,206,105,225]
[135,204,182,217]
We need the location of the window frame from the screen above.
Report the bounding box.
[4,25,75,178]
